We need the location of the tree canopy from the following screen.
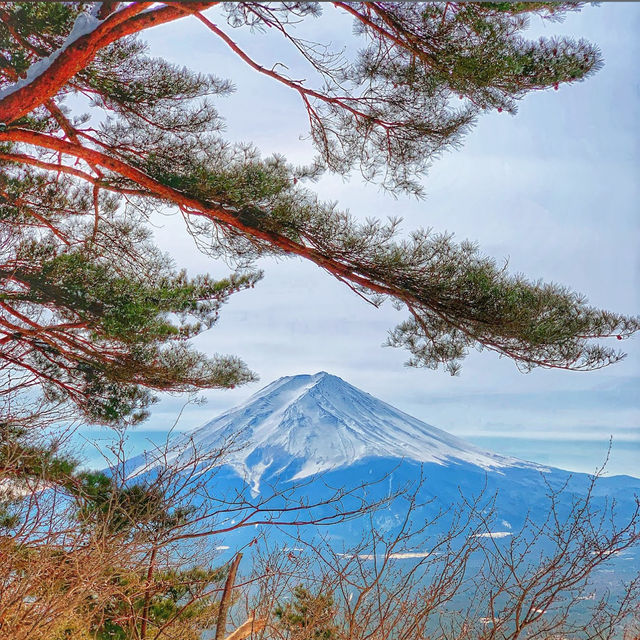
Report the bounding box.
[0,1,638,426]
[0,5,639,638]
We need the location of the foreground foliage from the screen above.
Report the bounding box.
[0,2,638,429]
[1,425,638,640]
[0,3,638,640]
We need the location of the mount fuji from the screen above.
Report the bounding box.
[126,372,640,540]
[130,372,544,491]
[120,371,640,622]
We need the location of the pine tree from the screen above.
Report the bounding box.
[0,1,636,425]
[0,202,258,425]
[275,585,338,640]
[0,5,638,636]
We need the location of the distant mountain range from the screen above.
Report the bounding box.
[119,371,640,634]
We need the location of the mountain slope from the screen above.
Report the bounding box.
[124,372,639,564]
[129,372,543,492]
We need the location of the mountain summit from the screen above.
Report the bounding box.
[125,371,640,555]
[133,372,537,491]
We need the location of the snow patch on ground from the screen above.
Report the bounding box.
[473,531,513,539]
[338,551,432,560]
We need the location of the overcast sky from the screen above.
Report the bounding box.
[106,3,639,476]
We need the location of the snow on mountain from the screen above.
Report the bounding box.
[129,372,542,492]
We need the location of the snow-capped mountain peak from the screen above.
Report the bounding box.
[131,372,536,492]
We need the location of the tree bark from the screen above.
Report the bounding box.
[215,552,243,640]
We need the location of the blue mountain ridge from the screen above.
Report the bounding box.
[124,373,639,564]
[117,371,640,639]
